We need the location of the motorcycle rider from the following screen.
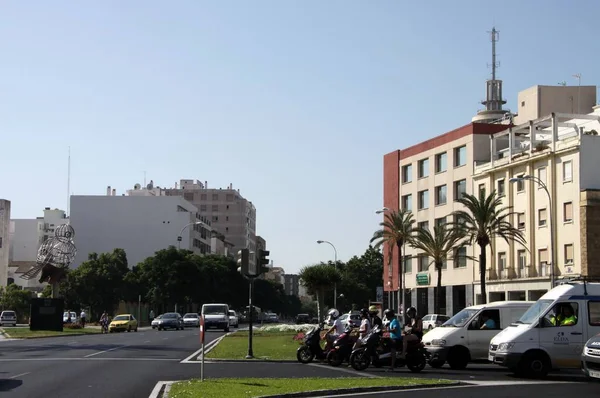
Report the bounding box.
[369,305,383,333]
[385,308,402,371]
[323,309,344,351]
[399,306,423,358]
[353,308,371,349]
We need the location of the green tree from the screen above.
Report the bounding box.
[0,284,33,321]
[410,225,467,313]
[336,246,384,310]
[299,264,342,323]
[370,209,415,299]
[452,191,526,304]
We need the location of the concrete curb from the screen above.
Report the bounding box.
[0,326,154,340]
[203,358,298,363]
[254,382,466,398]
[148,381,174,398]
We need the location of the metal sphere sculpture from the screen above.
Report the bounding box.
[21,224,77,284]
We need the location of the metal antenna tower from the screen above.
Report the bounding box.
[489,27,500,81]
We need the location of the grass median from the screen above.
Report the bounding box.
[1,327,102,339]
[168,377,454,398]
[206,330,299,360]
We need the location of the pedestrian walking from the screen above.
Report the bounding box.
[80,310,87,328]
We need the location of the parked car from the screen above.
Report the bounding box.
[582,332,600,379]
[0,310,17,327]
[422,314,451,330]
[156,312,184,331]
[228,310,239,328]
[183,313,200,327]
[344,311,361,328]
[201,303,230,332]
[296,314,310,324]
[265,313,279,323]
[109,314,139,333]
[151,314,163,329]
[63,311,77,324]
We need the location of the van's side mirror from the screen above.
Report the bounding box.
[469,320,478,330]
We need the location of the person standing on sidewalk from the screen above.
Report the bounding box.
[149,309,155,325]
[80,310,87,328]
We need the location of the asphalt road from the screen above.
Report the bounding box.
[1,327,596,398]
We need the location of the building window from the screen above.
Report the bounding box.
[200,205,207,211]
[404,256,412,273]
[402,164,413,183]
[516,174,525,192]
[564,202,573,222]
[435,217,446,228]
[201,194,207,200]
[212,194,219,200]
[478,184,486,199]
[401,194,412,211]
[517,213,525,229]
[497,179,505,196]
[226,194,234,201]
[418,158,429,178]
[454,213,467,226]
[454,145,467,167]
[212,205,218,211]
[212,216,219,222]
[435,152,447,173]
[184,192,194,201]
[435,185,447,205]
[518,250,526,270]
[226,216,229,221]
[418,255,429,272]
[498,252,507,271]
[564,244,574,265]
[537,167,547,186]
[454,179,466,200]
[454,247,467,268]
[418,190,429,210]
[563,161,573,182]
[521,101,525,107]
[538,208,547,227]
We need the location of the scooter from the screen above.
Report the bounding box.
[350,327,428,372]
[296,325,328,363]
[326,325,356,367]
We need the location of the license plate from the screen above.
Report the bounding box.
[488,354,494,362]
[589,370,600,378]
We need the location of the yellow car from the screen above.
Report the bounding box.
[109,314,138,333]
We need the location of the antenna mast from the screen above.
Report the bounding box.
[67,146,71,217]
[490,27,499,81]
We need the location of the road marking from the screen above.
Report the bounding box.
[308,363,382,378]
[149,381,175,398]
[0,357,179,362]
[144,340,151,343]
[84,344,129,358]
[9,372,31,379]
[162,338,169,340]
[179,337,220,363]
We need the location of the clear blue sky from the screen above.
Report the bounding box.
[1,1,598,273]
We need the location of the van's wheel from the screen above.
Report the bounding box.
[447,346,470,370]
[517,351,550,379]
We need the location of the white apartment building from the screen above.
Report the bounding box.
[8,207,69,291]
[70,192,215,268]
[0,199,11,287]
[472,109,600,303]
[384,122,507,316]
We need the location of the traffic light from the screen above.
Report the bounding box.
[257,249,270,275]
[237,249,250,276]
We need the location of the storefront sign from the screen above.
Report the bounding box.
[416,273,430,286]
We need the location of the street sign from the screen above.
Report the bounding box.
[200,315,205,344]
[416,273,430,286]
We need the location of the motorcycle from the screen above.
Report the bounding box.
[296,325,328,363]
[326,325,357,367]
[350,327,428,372]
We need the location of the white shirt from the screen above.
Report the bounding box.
[80,311,86,318]
[360,318,371,337]
[332,318,345,335]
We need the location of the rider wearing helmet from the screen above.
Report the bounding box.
[399,306,423,358]
[385,309,402,371]
[324,309,344,351]
[353,308,372,350]
[369,305,383,333]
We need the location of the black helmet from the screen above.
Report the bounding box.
[407,306,417,317]
[384,309,395,319]
[360,308,369,317]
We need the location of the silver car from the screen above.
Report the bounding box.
[0,310,17,327]
[582,333,600,379]
[183,313,200,327]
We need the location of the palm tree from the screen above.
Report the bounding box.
[410,225,467,314]
[370,209,415,304]
[452,191,527,304]
[299,263,342,323]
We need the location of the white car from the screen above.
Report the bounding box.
[151,314,163,329]
[63,311,77,324]
[183,313,200,327]
[228,310,239,328]
[0,310,17,327]
[422,314,451,331]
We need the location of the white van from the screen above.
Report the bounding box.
[489,281,600,377]
[201,303,230,332]
[423,301,533,369]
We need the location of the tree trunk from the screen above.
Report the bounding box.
[396,241,403,317]
[435,261,442,314]
[316,289,322,325]
[479,243,487,304]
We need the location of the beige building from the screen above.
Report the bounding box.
[513,85,596,125]
[473,109,600,303]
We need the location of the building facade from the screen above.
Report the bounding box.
[70,193,214,268]
[283,274,300,297]
[164,180,257,254]
[473,110,600,303]
[0,199,11,287]
[383,122,508,316]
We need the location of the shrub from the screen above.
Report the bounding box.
[64,323,83,330]
[257,324,316,333]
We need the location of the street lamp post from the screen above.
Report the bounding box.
[317,240,338,309]
[510,175,555,288]
[177,221,204,250]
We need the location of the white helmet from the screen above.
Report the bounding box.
[328,309,339,319]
